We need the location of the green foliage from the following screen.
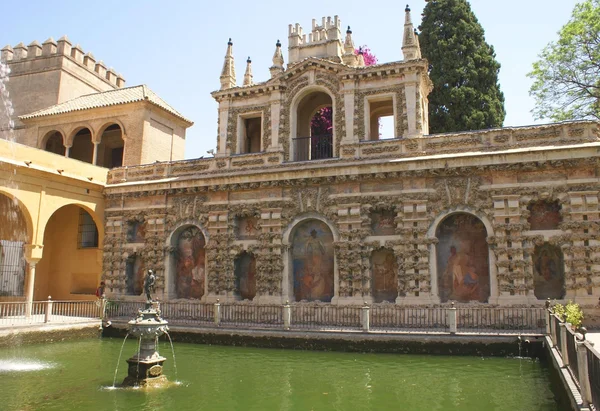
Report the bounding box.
[418,0,505,134]
[552,301,584,329]
[528,0,600,121]
[565,301,584,330]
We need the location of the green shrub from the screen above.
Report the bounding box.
[552,302,565,321]
[565,301,584,330]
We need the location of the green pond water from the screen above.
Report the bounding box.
[0,338,562,411]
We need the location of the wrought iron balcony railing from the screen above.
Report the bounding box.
[292,134,333,161]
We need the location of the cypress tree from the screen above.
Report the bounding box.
[418,0,505,134]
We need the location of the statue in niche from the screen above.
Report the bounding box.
[235,252,256,300]
[372,249,397,302]
[443,244,480,301]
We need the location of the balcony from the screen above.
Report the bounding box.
[292,135,333,161]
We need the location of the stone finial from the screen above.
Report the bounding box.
[1,45,13,62]
[357,46,365,67]
[342,25,357,66]
[220,38,236,90]
[413,28,422,59]
[57,35,72,56]
[269,39,285,78]
[402,4,421,60]
[42,37,57,55]
[71,44,84,63]
[83,52,96,70]
[27,41,42,58]
[243,56,253,86]
[13,42,28,60]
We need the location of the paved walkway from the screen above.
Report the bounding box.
[585,331,600,347]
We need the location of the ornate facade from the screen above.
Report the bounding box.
[101,9,600,308]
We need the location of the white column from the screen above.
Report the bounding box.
[64,145,71,157]
[24,261,38,318]
[92,142,99,165]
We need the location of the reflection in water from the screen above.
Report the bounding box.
[0,339,561,411]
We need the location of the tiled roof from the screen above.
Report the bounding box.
[19,85,193,125]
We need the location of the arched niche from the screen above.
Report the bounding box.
[290,219,334,302]
[125,253,144,296]
[528,200,562,230]
[533,243,565,300]
[371,248,397,303]
[70,127,94,164]
[234,251,256,300]
[170,225,205,299]
[96,123,124,168]
[436,213,490,303]
[42,130,66,156]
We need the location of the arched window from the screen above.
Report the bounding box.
[293,91,333,161]
[436,213,490,303]
[96,124,124,168]
[234,252,256,300]
[371,249,397,302]
[70,128,94,164]
[172,226,205,299]
[533,243,565,299]
[528,200,562,230]
[291,219,334,302]
[78,209,98,248]
[43,131,65,155]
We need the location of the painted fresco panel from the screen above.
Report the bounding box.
[236,217,258,239]
[371,249,397,302]
[528,201,562,230]
[125,255,144,295]
[436,214,490,303]
[235,252,256,300]
[292,220,334,302]
[175,226,205,299]
[533,243,565,300]
[126,222,145,243]
[371,211,396,236]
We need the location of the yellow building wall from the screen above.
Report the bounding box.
[35,205,102,300]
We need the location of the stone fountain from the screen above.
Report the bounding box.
[121,270,170,387]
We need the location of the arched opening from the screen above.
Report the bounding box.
[533,243,565,300]
[234,251,256,300]
[371,248,397,303]
[293,91,333,161]
[528,200,562,230]
[96,123,124,168]
[291,219,334,302]
[436,213,490,303]
[171,225,205,299]
[43,131,65,156]
[70,128,94,164]
[36,205,102,300]
[125,253,144,296]
[0,193,29,300]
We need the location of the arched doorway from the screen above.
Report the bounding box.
[96,123,124,168]
[125,253,144,296]
[234,251,256,300]
[371,248,397,302]
[43,131,65,156]
[293,90,333,161]
[171,225,205,299]
[0,193,29,300]
[290,219,334,302]
[436,213,490,303]
[533,243,565,299]
[70,128,94,164]
[36,205,102,300]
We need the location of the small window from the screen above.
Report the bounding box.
[78,209,98,248]
[368,97,394,140]
[241,116,262,153]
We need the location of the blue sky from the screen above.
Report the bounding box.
[0,0,579,159]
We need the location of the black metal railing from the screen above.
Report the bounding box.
[291,304,362,330]
[220,304,282,328]
[456,307,545,334]
[293,135,333,161]
[370,306,448,332]
[586,343,600,409]
[0,241,26,297]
